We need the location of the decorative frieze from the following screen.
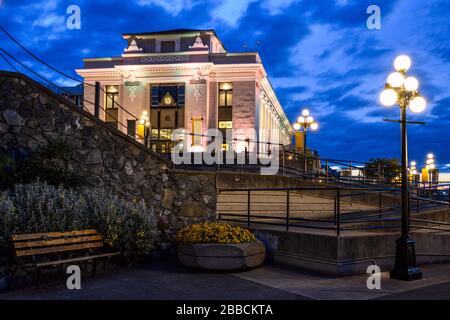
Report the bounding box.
[141,55,190,63]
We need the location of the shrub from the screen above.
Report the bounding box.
[0,154,14,189]
[176,222,257,244]
[0,139,87,190]
[0,182,159,261]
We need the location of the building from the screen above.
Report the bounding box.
[76,29,293,154]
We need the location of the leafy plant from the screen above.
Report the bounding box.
[0,154,14,189]
[0,182,160,261]
[0,139,87,190]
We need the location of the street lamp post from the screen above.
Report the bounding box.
[425,153,436,184]
[379,55,425,281]
[293,109,319,172]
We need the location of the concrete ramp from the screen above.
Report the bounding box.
[217,190,378,220]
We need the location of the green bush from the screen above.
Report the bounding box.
[0,182,159,261]
[0,139,87,190]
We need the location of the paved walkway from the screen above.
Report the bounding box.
[231,262,450,300]
[0,259,306,300]
[1,259,449,300]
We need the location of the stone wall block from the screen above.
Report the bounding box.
[3,109,24,126]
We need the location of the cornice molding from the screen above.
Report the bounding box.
[76,63,263,78]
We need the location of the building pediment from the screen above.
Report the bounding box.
[124,38,143,53]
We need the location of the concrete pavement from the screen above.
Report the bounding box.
[0,259,307,300]
[0,259,449,300]
[231,262,450,300]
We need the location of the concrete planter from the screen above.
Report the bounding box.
[177,241,266,270]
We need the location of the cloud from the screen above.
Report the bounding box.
[136,0,195,16]
[207,0,300,28]
[54,77,79,87]
[278,23,387,122]
[344,106,380,123]
[32,13,65,29]
[334,0,350,7]
[4,0,69,48]
[261,0,300,15]
[208,0,256,27]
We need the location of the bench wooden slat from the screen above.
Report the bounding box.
[15,241,104,257]
[12,229,98,241]
[13,235,103,249]
[24,252,121,268]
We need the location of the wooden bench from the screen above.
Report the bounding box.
[10,229,120,288]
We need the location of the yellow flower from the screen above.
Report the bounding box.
[176,222,256,244]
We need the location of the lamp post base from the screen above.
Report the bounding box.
[390,237,422,281]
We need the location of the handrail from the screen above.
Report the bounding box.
[410,218,450,226]
[218,186,392,192]
[217,185,450,235]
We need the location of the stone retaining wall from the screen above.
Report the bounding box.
[0,71,216,244]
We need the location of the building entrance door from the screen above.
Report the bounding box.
[149,83,185,153]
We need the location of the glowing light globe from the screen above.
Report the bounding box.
[404,77,419,91]
[387,72,404,88]
[302,109,310,117]
[409,96,426,113]
[394,55,411,71]
[310,122,319,130]
[379,89,398,106]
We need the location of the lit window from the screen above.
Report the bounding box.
[219,82,232,90]
[219,82,233,107]
[218,83,233,144]
[192,118,202,146]
[105,85,119,109]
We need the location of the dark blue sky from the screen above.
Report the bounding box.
[1,0,449,170]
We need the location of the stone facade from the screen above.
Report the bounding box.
[0,71,216,244]
[232,81,257,150]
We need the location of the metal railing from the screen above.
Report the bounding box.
[217,186,450,236]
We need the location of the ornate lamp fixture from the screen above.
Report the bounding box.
[379,55,426,281]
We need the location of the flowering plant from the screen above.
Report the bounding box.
[176,222,257,244]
